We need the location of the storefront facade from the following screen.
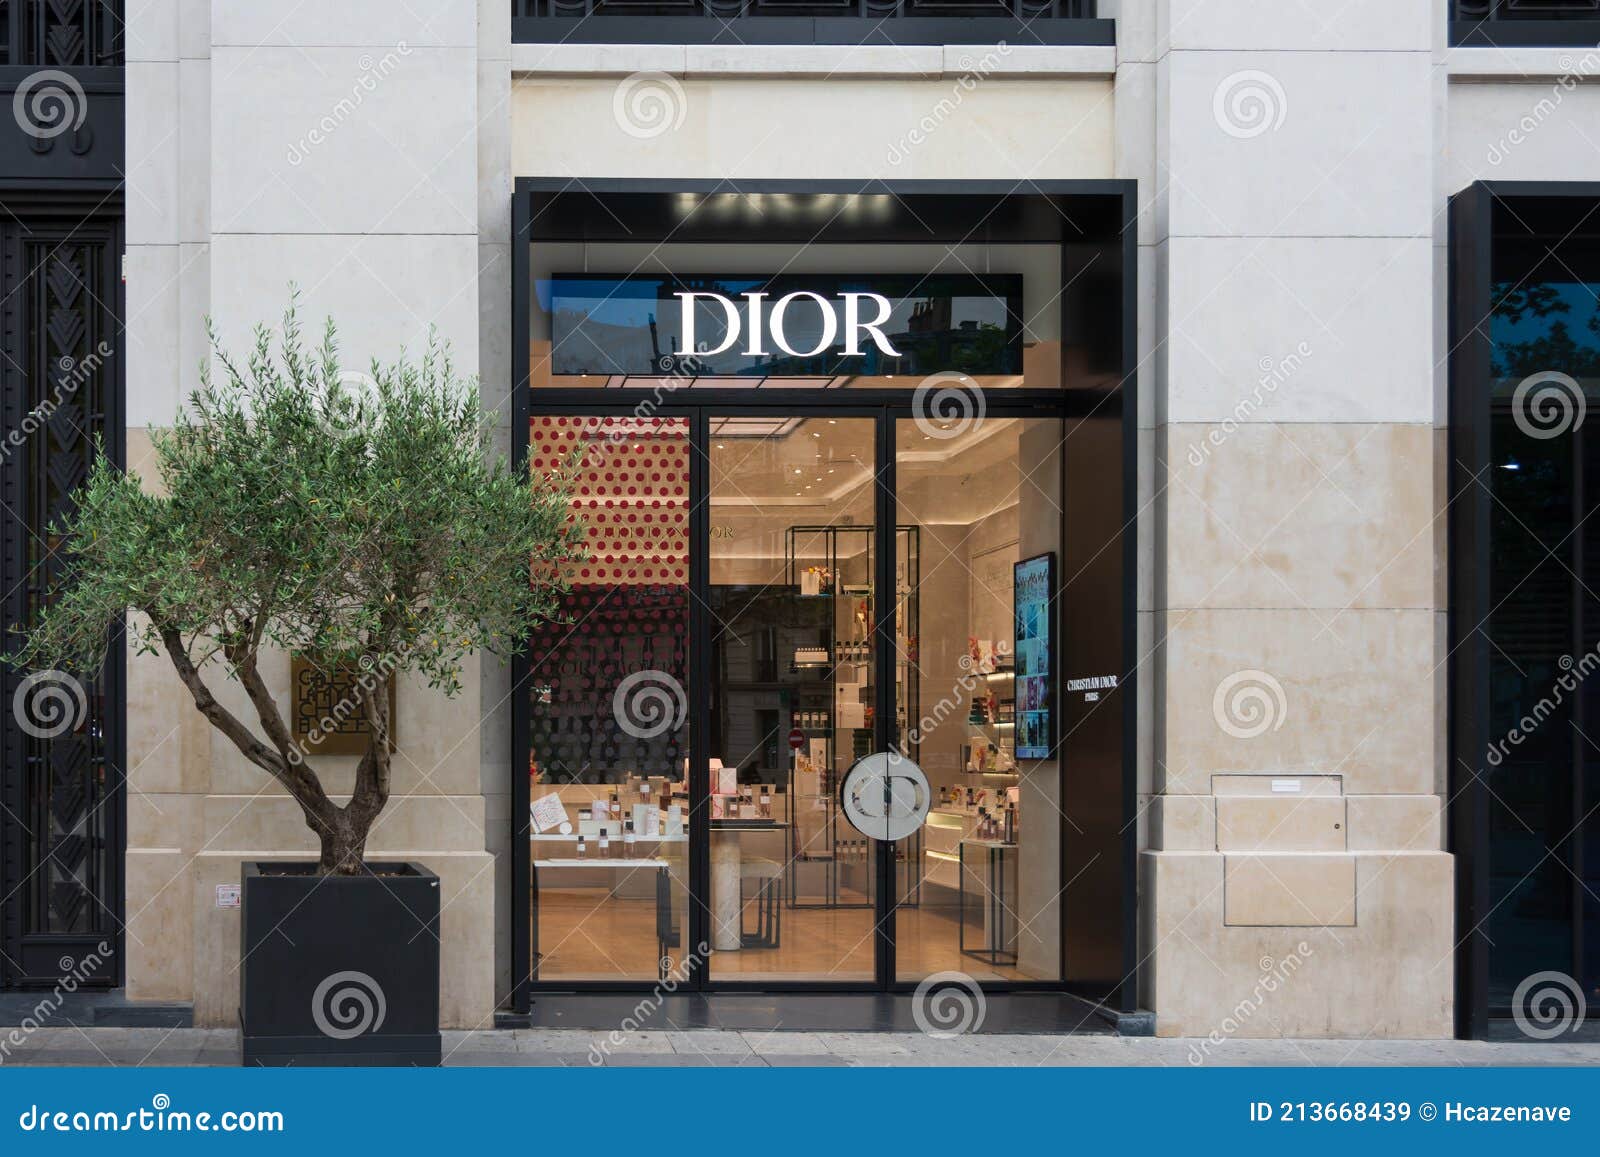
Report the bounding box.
[507,182,1134,1010]
[4,1,1598,1040]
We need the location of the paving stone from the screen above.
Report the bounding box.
[516,1029,597,1053]
[816,1032,909,1055]
[759,1053,851,1067]
[667,1030,754,1055]
[11,1027,1600,1067]
[741,1031,831,1055]
[442,1030,519,1053]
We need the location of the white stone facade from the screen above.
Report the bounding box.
[119,0,1590,1035]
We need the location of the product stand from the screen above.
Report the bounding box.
[784,524,921,911]
[958,838,1019,966]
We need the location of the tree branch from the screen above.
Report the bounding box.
[158,626,291,787]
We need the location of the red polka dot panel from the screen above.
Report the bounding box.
[530,416,689,586]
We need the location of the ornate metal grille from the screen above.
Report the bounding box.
[0,0,123,67]
[0,210,124,988]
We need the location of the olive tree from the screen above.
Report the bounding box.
[10,304,583,874]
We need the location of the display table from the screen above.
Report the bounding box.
[529,853,673,979]
[958,838,1018,966]
[710,821,788,951]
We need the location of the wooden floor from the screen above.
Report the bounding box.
[532,887,1034,982]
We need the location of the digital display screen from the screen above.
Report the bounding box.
[1014,553,1056,761]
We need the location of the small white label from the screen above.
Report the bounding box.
[1270,779,1301,793]
[1084,691,1100,702]
[215,884,241,910]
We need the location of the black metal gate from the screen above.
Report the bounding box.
[0,206,125,988]
[0,0,126,989]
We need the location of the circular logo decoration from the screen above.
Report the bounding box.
[839,752,930,843]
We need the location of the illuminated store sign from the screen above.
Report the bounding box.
[546,273,1022,378]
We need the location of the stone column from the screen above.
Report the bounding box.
[1132,0,1453,1038]
[123,1,498,1028]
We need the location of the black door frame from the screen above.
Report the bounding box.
[509,179,1138,1013]
[1448,179,1600,1038]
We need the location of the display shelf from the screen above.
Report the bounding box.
[782,523,920,910]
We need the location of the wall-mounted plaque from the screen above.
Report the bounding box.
[290,657,398,756]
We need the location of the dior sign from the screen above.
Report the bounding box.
[673,291,904,359]
[547,273,1021,378]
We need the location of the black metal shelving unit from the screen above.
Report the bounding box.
[782,524,921,910]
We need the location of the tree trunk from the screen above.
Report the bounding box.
[317,813,369,876]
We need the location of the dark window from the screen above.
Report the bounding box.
[511,0,1110,44]
[1452,1,1600,47]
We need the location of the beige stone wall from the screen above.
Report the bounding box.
[123,2,501,1028]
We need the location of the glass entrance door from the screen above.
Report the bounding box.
[523,405,1069,992]
[704,415,878,981]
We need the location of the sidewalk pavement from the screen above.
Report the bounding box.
[2,1028,1599,1067]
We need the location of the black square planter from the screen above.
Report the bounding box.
[240,861,441,1067]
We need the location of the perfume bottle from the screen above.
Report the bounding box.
[598,828,611,859]
[623,820,636,859]
[576,834,587,860]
